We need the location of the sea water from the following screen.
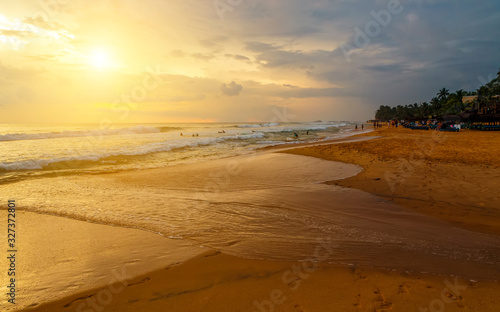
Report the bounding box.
[0,121,354,184]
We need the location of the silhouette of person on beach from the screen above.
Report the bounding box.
[180,133,183,136]
[355,125,358,130]
[362,124,364,130]
[294,133,299,138]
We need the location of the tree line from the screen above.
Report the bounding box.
[375,67,500,121]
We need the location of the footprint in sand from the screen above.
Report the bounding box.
[373,289,392,311]
[63,294,95,308]
[444,292,463,301]
[444,293,466,309]
[349,264,367,279]
[203,250,222,257]
[164,262,182,270]
[127,277,151,287]
[353,293,363,311]
[397,284,409,294]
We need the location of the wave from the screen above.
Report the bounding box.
[0,133,265,172]
[237,122,348,132]
[0,125,181,142]
[302,123,348,130]
[256,140,287,145]
[237,123,279,128]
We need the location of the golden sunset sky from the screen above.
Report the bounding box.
[1,0,499,123]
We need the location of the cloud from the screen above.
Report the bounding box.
[152,94,206,102]
[22,16,65,31]
[199,36,229,48]
[169,49,186,57]
[220,81,243,96]
[1,0,500,123]
[169,51,217,61]
[0,29,36,38]
[225,54,251,61]
[191,53,215,61]
[25,54,60,61]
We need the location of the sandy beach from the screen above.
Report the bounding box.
[286,126,500,236]
[3,127,500,312]
[2,0,500,310]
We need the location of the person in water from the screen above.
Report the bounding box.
[294,132,299,138]
[180,133,183,136]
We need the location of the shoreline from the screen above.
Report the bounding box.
[284,126,500,236]
[0,128,373,187]
[3,126,500,311]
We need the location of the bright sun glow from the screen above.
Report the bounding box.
[90,49,111,68]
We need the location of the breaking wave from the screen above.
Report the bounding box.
[0,132,265,172]
[0,126,182,142]
[237,123,279,128]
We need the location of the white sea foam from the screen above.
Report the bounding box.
[0,126,162,142]
[237,123,279,128]
[0,133,265,171]
[256,140,286,145]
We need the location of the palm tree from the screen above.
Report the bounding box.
[437,88,450,101]
[430,97,441,115]
[421,102,430,117]
[455,89,465,103]
[477,85,489,114]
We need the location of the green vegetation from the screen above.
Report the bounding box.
[375,68,500,121]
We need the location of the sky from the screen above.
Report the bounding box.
[0,0,499,123]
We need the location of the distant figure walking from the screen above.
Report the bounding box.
[306,130,309,135]
[361,124,364,130]
[294,132,299,138]
[355,124,358,131]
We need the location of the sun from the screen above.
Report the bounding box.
[89,49,111,68]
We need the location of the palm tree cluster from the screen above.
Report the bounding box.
[375,68,500,121]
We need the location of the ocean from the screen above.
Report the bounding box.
[0,121,355,184]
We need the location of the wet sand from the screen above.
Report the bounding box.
[0,211,208,312]
[24,245,500,312]
[285,126,500,236]
[2,129,500,311]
